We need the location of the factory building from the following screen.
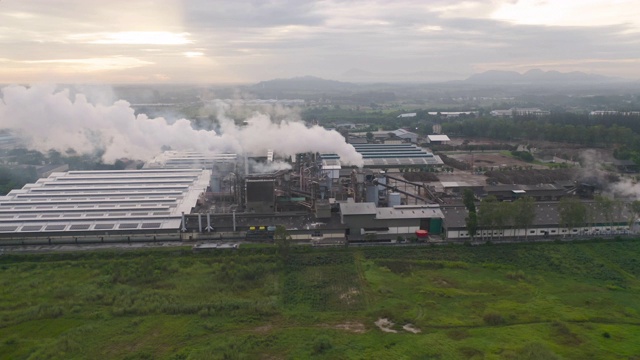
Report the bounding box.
[484,184,570,202]
[441,201,636,240]
[339,202,444,240]
[321,143,443,170]
[144,151,237,169]
[0,169,210,237]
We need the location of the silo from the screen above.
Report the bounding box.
[366,184,378,205]
[388,192,402,207]
[376,175,387,191]
[210,175,221,192]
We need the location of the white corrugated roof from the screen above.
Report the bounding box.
[427,135,451,141]
[0,169,210,234]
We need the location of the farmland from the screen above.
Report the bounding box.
[2,240,640,359]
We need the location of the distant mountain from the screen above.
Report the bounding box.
[251,76,358,92]
[464,69,621,84]
[342,68,465,83]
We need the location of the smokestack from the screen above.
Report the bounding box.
[232,210,236,232]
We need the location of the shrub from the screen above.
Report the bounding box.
[514,342,560,360]
[506,270,526,281]
[483,312,505,326]
[312,336,333,355]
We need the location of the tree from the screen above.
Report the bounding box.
[462,189,476,213]
[558,197,586,236]
[595,195,614,234]
[626,200,640,232]
[366,132,374,142]
[493,201,514,238]
[274,225,291,263]
[465,211,478,240]
[478,196,499,239]
[513,197,536,239]
[462,189,478,240]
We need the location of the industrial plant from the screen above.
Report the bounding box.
[1,139,637,246]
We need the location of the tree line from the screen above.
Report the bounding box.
[463,190,640,240]
[463,190,537,240]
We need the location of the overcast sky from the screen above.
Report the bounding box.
[1,0,639,84]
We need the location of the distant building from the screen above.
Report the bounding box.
[397,113,417,118]
[354,129,418,143]
[490,108,550,117]
[490,109,514,117]
[426,135,451,145]
[391,129,418,143]
[427,111,478,118]
[347,136,368,144]
[383,135,405,145]
[590,111,640,116]
[514,108,550,116]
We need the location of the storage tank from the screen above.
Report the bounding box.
[376,175,387,191]
[210,175,221,193]
[388,192,401,207]
[365,184,378,205]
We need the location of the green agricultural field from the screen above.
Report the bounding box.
[2,240,640,359]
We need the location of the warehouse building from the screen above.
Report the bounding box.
[144,151,237,169]
[0,169,210,237]
[339,202,444,239]
[441,201,636,240]
[321,143,443,170]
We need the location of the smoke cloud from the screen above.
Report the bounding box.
[579,149,640,199]
[609,179,640,200]
[0,85,363,167]
[249,160,292,174]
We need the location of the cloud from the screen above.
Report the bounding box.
[1,0,640,83]
[69,32,194,45]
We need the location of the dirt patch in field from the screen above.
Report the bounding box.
[331,322,366,333]
[450,152,544,169]
[375,318,398,333]
[339,288,360,305]
[253,324,273,333]
[403,324,422,334]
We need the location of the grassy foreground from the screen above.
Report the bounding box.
[1,240,640,359]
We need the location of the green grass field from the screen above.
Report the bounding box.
[2,239,640,359]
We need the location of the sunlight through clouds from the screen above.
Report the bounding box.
[24,57,154,72]
[70,32,194,45]
[492,0,640,29]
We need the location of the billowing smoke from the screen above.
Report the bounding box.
[0,85,364,167]
[578,149,640,199]
[610,179,640,200]
[249,160,292,174]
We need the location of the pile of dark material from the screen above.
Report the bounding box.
[485,169,576,185]
[439,154,471,170]
[402,172,440,182]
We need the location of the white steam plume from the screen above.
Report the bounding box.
[0,85,364,167]
[249,160,292,174]
[609,179,640,200]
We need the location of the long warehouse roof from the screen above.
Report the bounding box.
[0,169,210,234]
[322,143,443,168]
[144,151,238,169]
